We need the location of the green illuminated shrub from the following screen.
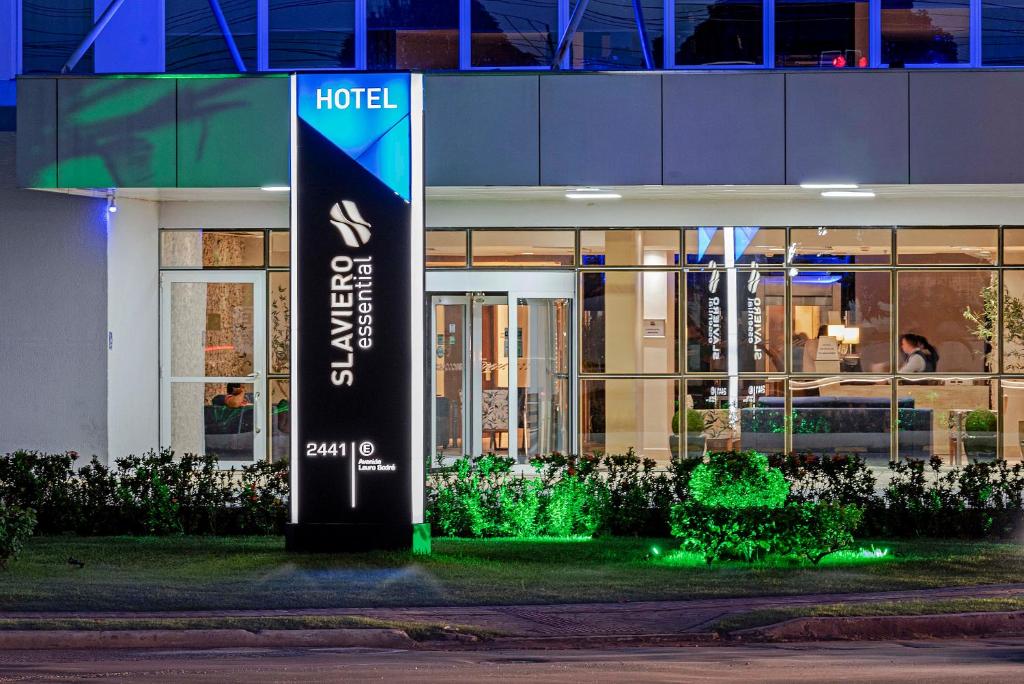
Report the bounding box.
[544,475,602,538]
[777,502,864,565]
[0,501,36,569]
[688,451,789,510]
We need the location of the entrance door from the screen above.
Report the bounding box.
[160,271,267,464]
[428,272,574,465]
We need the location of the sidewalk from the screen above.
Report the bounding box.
[2,583,1024,649]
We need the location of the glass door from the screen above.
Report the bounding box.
[160,271,267,464]
[428,272,574,466]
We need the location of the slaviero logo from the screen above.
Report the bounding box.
[747,263,761,293]
[329,200,372,248]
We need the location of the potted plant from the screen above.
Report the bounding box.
[686,409,707,458]
[963,409,998,461]
[670,402,681,460]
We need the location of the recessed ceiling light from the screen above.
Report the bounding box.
[260,185,290,192]
[821,190,875,199]
[566,191,622,200]
[800,183,859,190]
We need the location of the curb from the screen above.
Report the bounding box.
[730,610,1024,642]
[0,628,416,651]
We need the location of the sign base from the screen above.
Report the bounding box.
[285,523,414,553]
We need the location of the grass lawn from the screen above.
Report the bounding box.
[0,536,1021,612]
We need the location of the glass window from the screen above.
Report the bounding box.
[792,377,892,465]
[161,230,265,268]
[368,0,459,69]
[1001,379,1024,463]
[689,378,787,457]
[269,0,356,69]
[167,0,257,73]
[570,0,664,69]
[269,231,290,268]
[882,0,970,66]
[983,0,1024,65]
[776,0,870,67]
[582,272,680,374]
[898,270,994,374]
[471,0,559,67]
[580,229,680,267]
[169,280,256,377]
[1004,271,1024,373]
[790,227,892,265]
[675,0,764,66]
[471,230,574,267]
[171,382,256,463]
[581,378,679,463]
[269,272,290,375]
[426,231,468,268]
[1002,228,1024,265]
[686,269,786,373]
[685,227,786,265]
[898,378,998,465]
[897,227,998,265]
[270,378,291,463]
[791,270,891,373]
[22,0,93,74]
[517,298,572,458]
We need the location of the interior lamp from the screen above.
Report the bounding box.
[841,327,861,345]
[827,324,846,339]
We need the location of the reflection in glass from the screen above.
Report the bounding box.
[269,0,355,68]
[687,269,785,373]
[170,282,255,377]
[581,379,678,463]
[269,231,290,267]
[776,0,870,67]
[580,229,680,267]
[171,382,255,462]
[898,378,998,465]
[167,0,257,72]
[882,0,970,65]
[570,0,664,69]
[161,231,265,268]
[472,0,558,67]
[791,270,891,373]
[471,230,574,267]
[790,227,891,265]
[1001,380,1024,463]
[685,227,786,265]
[1001,228,1024,265]
[688,378,786,457]
[791,377,892,465]
[426,231,468,268]
[517,298,571,460]
[1003,271,1024,373]
[368,0,459,69]
[479,299,511,456]
[896,227,998,265]
[270,378,290,463]
[582,271,679,374]
[983,0,1024,65]
[898,270,993,373]
[22,0,93,74]
[433,302,466,459]
[675,0,764,66]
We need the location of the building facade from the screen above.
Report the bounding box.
[5,2,1024,471]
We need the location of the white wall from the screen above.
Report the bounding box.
[106,197,160,461]
[159,200,289,229]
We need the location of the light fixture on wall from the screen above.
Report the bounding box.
[106,190,118,214]
[821,190,875,198]
[260,185,291,192]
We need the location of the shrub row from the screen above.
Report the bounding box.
[0,450,288,536]
[427,450,1024,541]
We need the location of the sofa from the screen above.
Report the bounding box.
[740,396,932,464]
[204,395,255,462]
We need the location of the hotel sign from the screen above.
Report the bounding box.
[287,73,424,551]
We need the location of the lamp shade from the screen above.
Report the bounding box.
[842,327,861,345]
[827,324,846,339]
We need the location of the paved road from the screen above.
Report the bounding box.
[1,640,1023,683]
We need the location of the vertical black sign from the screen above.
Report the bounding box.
[286,74,423,552]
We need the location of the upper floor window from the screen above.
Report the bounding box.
[471,0,559,67]
[269,0,356,68]
[166,0,257,72]
[569,0,664,69]
[775,0,870,68]
[674,0,764,66]
[881,0,970,65]
[368,0,460,69]
[22,0,94,74]
[982,0,1024,65]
